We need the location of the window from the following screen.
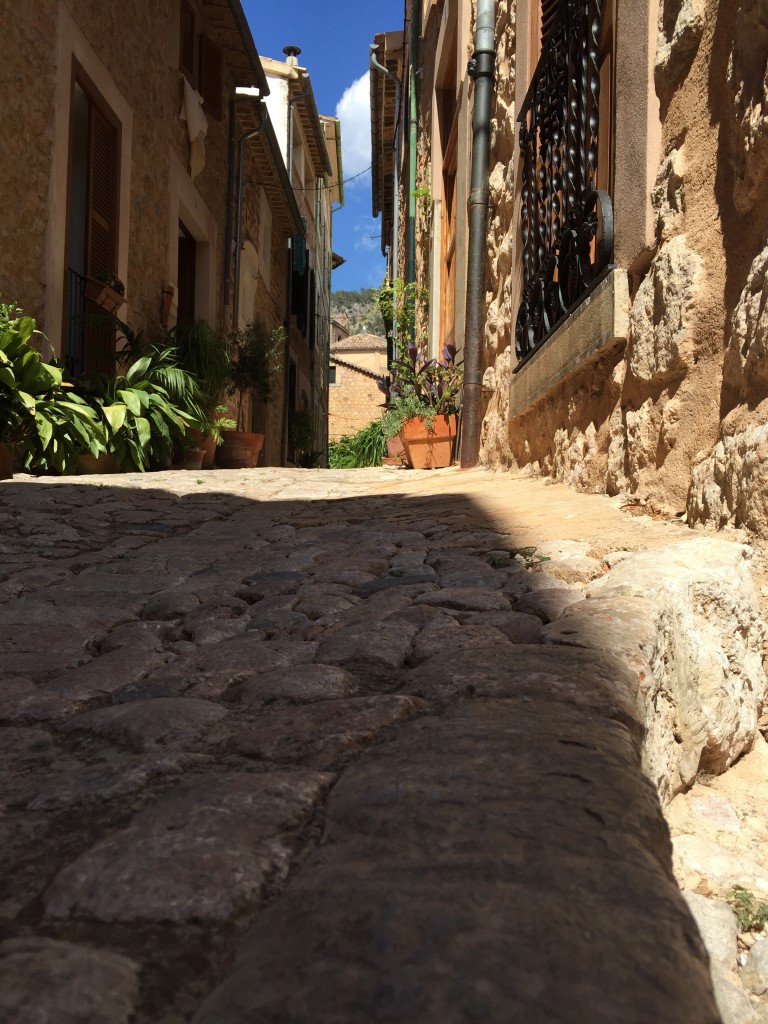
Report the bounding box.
[65,76,120,378]
[179,3,223,119]
[328,365,337,385]
[177,221,197,324]
[515,0,616,364]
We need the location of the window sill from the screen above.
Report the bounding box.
[508,268,629,419]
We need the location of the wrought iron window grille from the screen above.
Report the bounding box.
[514,0,614,369]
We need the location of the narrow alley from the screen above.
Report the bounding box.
[2,465,766,1022]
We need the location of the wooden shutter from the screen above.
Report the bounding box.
[180,2,196,78]
[540,0,559,47]
[86,105,117,278]
[198,34,223,119]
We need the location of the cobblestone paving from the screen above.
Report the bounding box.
[0,467,722,1023]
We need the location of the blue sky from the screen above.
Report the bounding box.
[241,0,403,293]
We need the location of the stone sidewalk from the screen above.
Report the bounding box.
[0,465,760,1023]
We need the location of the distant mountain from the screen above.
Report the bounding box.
[331,287,385,338]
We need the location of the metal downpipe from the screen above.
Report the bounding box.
[370,43,401,367]
[460,0,495,469]
[232,104,265,331]
[406,0,421,337]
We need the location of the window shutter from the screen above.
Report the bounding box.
[86,105,117,278]
[198,34,223,119]
[541,0,559,47]
[180,2,196,78]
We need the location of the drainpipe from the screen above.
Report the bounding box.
[232,101,265,331]
[459,0,495,469]
[370,43,401,367]
[224,89,261,331]
[407,2,421,334]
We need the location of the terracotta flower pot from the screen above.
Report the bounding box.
[0,442,13,480]
[216,430,265,469]
[188,429,216,468]
[385,435,407,463]
[400,415,457,470]
[183,447,205,470]
[76,452,121,474]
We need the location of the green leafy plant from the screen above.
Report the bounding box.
[227,318,284,429]
[82,347,204,471]
[288,407,320,467]
[165,320,231,412]
[727,887,768,932]
[328,420,387,468]
[94,271,125,296]
[0,303,105,473]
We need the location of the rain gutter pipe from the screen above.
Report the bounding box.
[224,89,261,330]
[407,2,420,337]
[232,97,265,331]
[459,0,495,469]
[369,43,401,366]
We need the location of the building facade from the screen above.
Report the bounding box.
[328,333,388,441]
[261,50,343,467]
[372,0,768,534]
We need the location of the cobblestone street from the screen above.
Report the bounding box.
[0,466,751,1022]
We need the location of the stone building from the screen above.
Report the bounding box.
[328,333,388,441]
[371,0,768,535]
[261,50,344,466]
[0,1,327,466]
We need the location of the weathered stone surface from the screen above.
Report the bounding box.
[673,834,768,897]
[463,608,543,644]
[352,573,437,597]
[405,645,643,742]
[728,0,768,213]
[62,698,227,752]
[653,145,686,242]
[192,702,719,1024]
[502,570,572,597]
[229,696,426,767]
[742,939,768,995]
[27,754,199,810]
[710,961,758,1024]
[628,236,703,383]
[170,636,319,687]
[515,587,585,622]
[655,0,704,100]
[98,619,169,653]
[0,938,139,1024]
[0,676,75,722]
[412,587,511,612]
[588,539,767,794]
[313,613,421,669]
[47,648,171,701]
[234,664,357,706]
[0,624,95,679]
[45,772,332,923]
[141,588,201,620]
[683,891,739,969]
[690,242,768,535]
[410,618,513,665]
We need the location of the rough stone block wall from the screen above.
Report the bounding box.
[328,365,384,441]
[478,0,768,535]
[0,2,58,325]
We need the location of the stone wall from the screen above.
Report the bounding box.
[477,0,768,535]
[1,0,243,349]
[0,2,58,325]
[328,361,386,441]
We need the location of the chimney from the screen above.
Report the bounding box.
[283,45,301,67]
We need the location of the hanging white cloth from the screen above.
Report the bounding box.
[180,77,208,179]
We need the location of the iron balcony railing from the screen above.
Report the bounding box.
[515,0,613,367]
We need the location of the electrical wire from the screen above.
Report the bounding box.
[289,164,373,192]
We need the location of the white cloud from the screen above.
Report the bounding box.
[335,73,371,187]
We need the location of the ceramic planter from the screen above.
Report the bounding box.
[84,277,126,315]
[216,430,265,469]
[385,435,407,465]
[400,415,457,470]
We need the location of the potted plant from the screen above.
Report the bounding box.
[165,320,231,467]
[288,407,319,468]
[377,278,463,469]
[85,272,126,315]
[0,302,105,477]
[218,318,283,469]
